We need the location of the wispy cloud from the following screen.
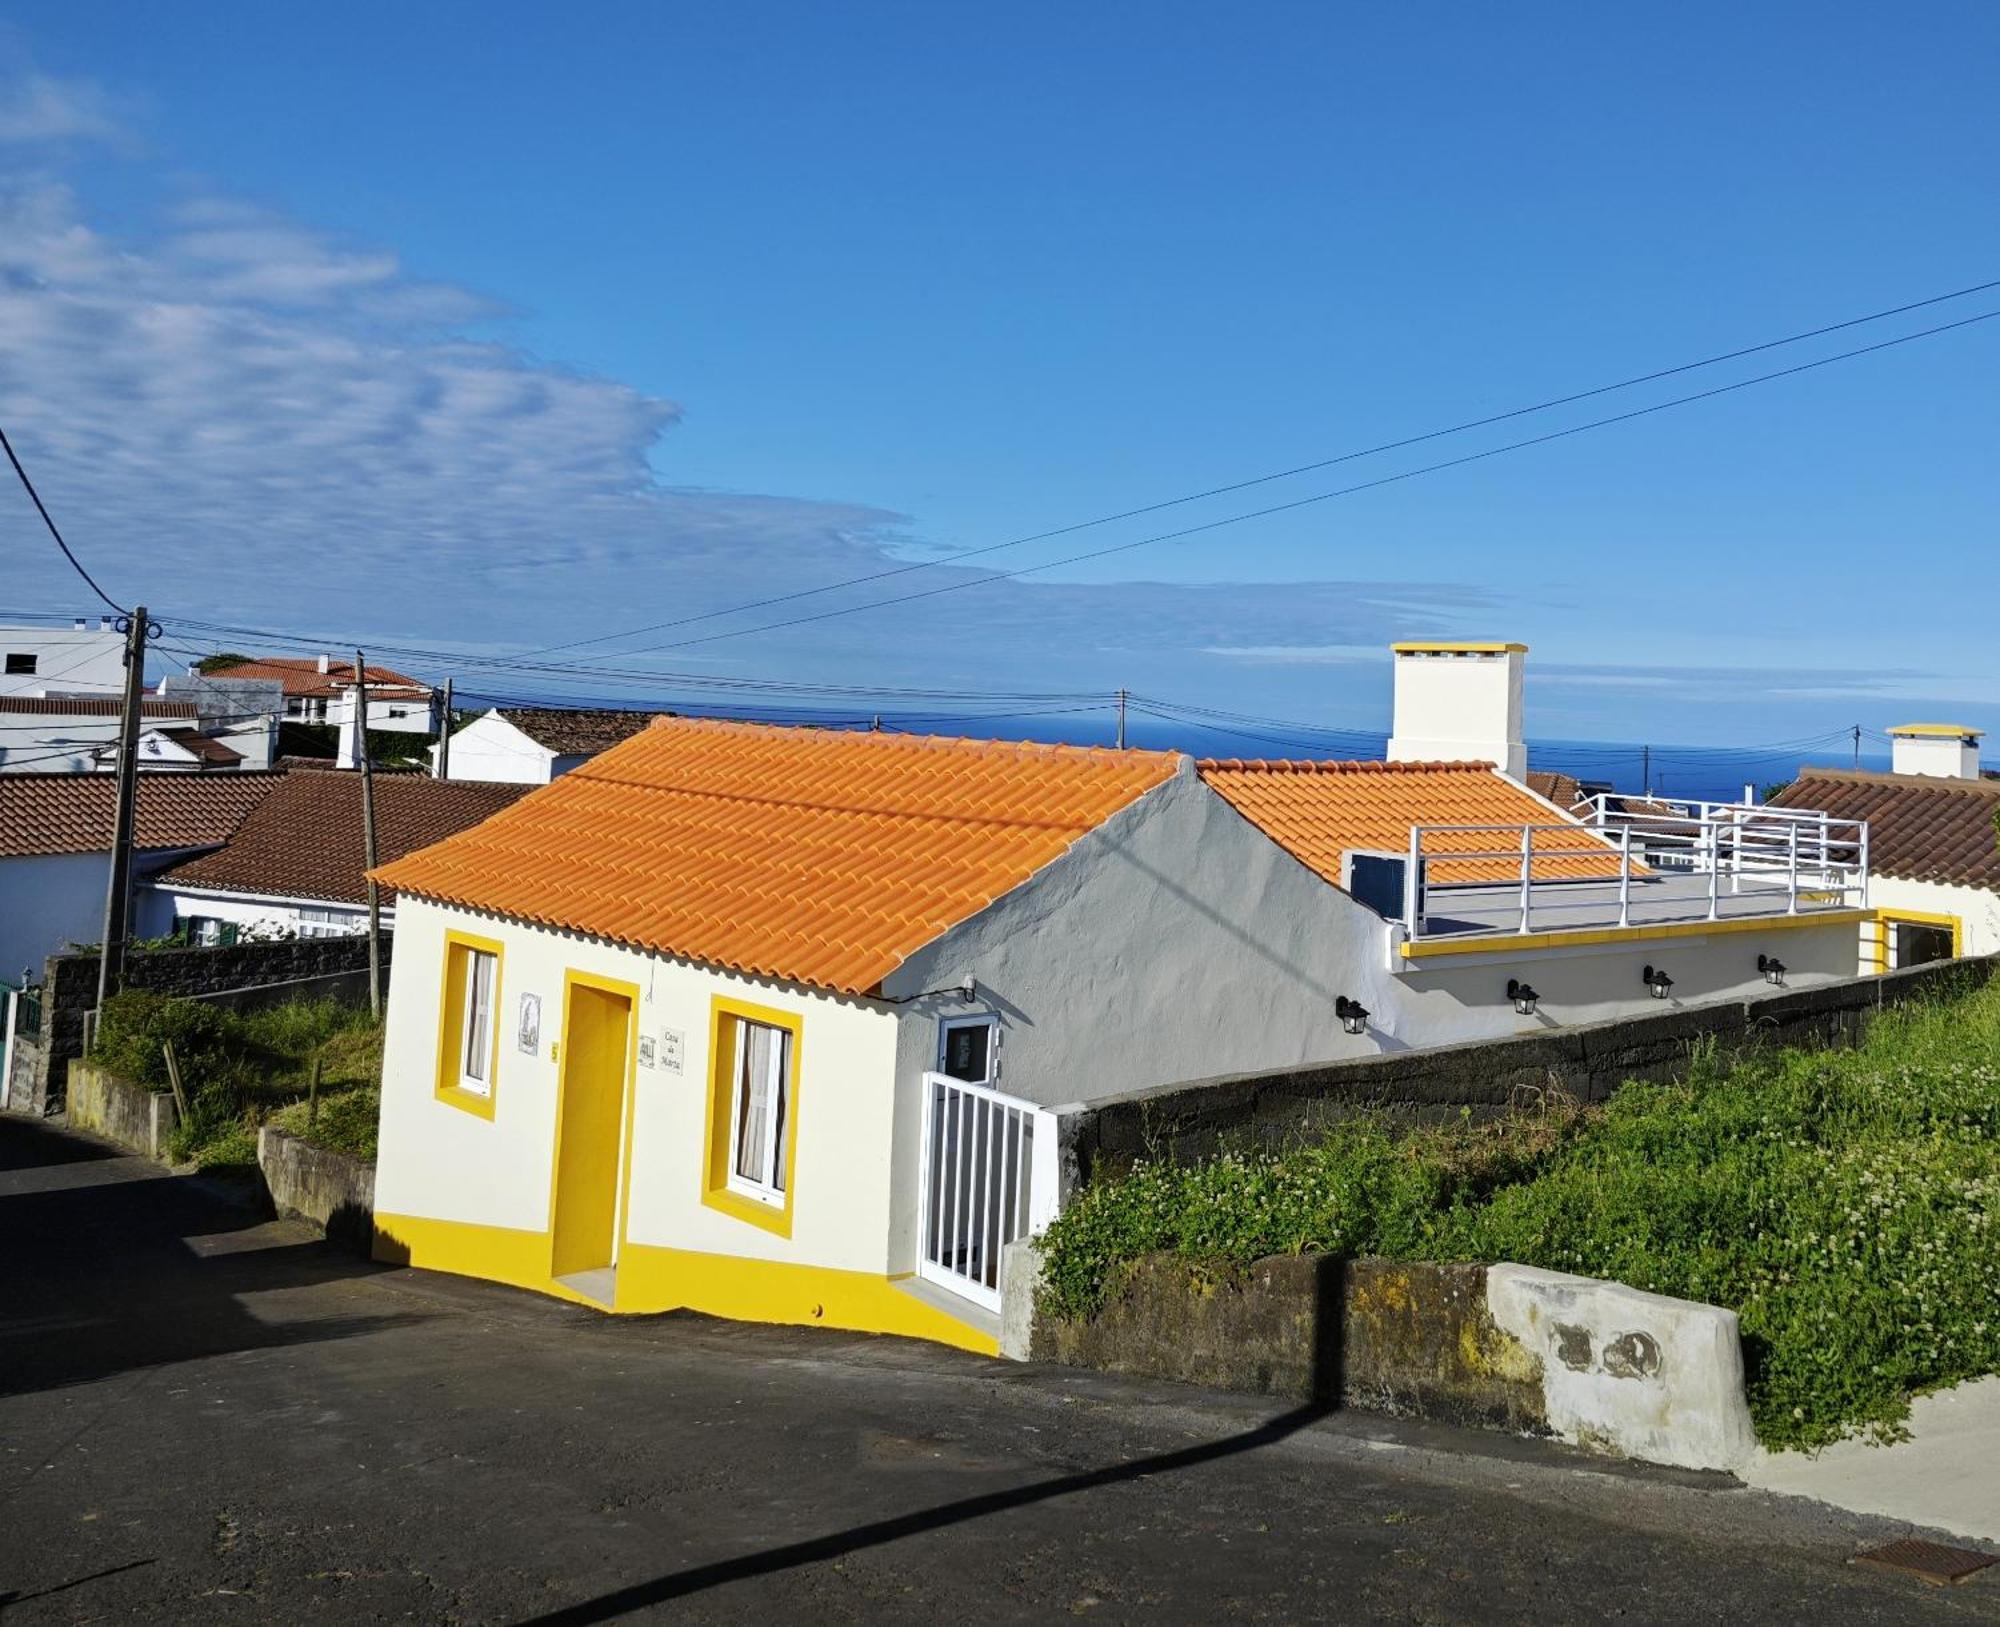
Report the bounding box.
[0,71,121,144]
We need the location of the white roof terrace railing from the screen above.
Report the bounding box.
[1395,796,1868,942]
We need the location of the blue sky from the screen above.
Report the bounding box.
[0,2,1995,747]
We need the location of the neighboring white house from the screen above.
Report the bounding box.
[140,771,532,945]
[188,655,435,734]
[431,707,661,785]
[0,618,126,699]
[1772,726,2000,966]
[0,693,279,775]
[0,771,282,982]
[368,687,1868,1354]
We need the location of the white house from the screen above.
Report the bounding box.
[0,618,126,699]
[1772,725,2000,965]
[191,655,435,734]
[0,771,282,982]
[431,707,661,784]
[140,771,531,945]
[368,686,1867,1354]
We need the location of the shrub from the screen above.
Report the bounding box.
[89,991,382,1171]
[1039,982,2000,1450]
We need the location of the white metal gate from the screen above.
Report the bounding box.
[916,1071,1055,1311]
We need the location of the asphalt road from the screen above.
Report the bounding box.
[2,1115,1996,1625]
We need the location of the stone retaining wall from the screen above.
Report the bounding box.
[257,1125,376,1251]
[1058,955,1993,1190]
[65,1060,178,1159]
[8,935,389,1116]
[1008,1244,1757,1471]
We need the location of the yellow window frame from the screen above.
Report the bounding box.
[1873,909,1963,972]
[435,928,506,1119]
[702,993,804,1238]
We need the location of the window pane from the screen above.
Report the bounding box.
[942,1021,991,1083]
[770,1028,791,1192]
[734,1021,772,1184]
[463,950,494,1082]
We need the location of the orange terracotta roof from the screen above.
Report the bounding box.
[1197,759,1630,885]
[374,718,1182,995]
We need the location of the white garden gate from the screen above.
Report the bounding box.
[916,1071,1057,1311]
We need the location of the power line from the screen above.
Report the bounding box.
[599,305,2000,659]
[520,275,2000,660]
[0,424,124,615]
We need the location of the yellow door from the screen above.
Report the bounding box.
[551,979,634,1281]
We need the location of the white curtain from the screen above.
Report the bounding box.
[463,951,495,1082]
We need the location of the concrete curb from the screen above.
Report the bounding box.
[257,1124,376,1252]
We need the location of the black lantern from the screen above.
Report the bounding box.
[1335,995,1370,1036]
[1757,954,1785,987]
[1642,964,1674,1000]
[1506,978,1540,1016]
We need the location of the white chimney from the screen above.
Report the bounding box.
[1888,724,1982,780]
[336,705,361,770]
[1387,642,1528,779]
[317,653,332,674]
[72,617,86,631]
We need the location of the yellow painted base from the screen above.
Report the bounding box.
[372,1211,998,1355]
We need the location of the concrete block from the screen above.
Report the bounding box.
[66,1061,177,1159]
[1485,1263,1758,1472]
[999,1238,1043,1361]
[257,1125,376,1251]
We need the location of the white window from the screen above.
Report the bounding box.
[296,907,352,940]
[458,949,497,1094]
[726,1017,792,1203]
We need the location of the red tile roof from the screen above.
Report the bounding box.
[0,772,284,859]
[158,773,532,906]
[198,656,429,700]
[375,718,1182,994]
[1198,759,1630,885]
[497,707,669,756]
[1771,769,2000,889]
[0,696,197,719]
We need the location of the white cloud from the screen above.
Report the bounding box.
[0,129,1489,705]
[0,71,120,144]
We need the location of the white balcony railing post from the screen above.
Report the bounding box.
[1706,814,1721,922]
[1518,825,1533,933]
[1787,820,1800,914]
[1618,825,1632,928]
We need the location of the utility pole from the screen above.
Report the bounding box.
[354,650,383,1019]
[1852,724,1862,770]
[1640,743,1651,796]
[95,606,150,1012]
[1115,688,1128,750]
[434,676,454,780]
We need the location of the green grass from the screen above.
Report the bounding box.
[89,992,383,1172]
[1038,977,2000,1451]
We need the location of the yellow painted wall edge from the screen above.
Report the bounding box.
[1400,908,1873,959]
[372,1211,999,1357]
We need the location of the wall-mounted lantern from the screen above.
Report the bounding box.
[1335,995,1371,1036]
[1757,954,1786,987]
[1506,979,1540,1016]
[1642,964,1674,1000]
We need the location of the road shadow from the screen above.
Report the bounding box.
[517,1400,1331,1624]
[0,1117,419,1399]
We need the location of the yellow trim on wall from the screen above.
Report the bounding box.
[369,1212,997,1356]
[1399,908,1872,959]
[1886,723,1982,739]
[701,993,804,1239]
[434,928,505,1120]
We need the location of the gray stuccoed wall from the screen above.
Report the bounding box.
[1057,954,1994,1192]
[6,934,390,1117]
